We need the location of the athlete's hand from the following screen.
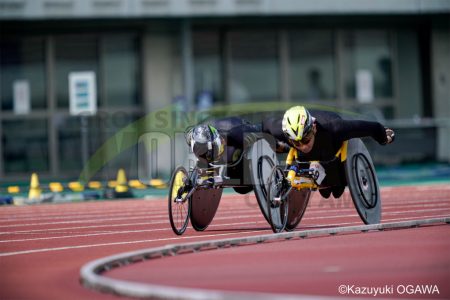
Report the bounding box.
[384,127,395,144]
[276,140,290,153]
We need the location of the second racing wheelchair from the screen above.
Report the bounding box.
[266,138,381,233]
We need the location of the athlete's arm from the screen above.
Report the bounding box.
[328,119,388,145]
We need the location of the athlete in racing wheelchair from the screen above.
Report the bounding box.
[262,106,395,232]
[168,116,267,235]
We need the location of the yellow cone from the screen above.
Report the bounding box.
[68,181,84,192]
[28,173,42,199]
[49,182,64,193]
[115,168,129,193]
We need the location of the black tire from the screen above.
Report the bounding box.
[267,166,289,233]
[168,166,190,235]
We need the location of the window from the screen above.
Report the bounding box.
[396,30,423,119]
[53,34,142,175]
[0,37,46,111]
[229,30,279,103]
[2,119,49,173]
[342,30,393,100]
[54,35,99,108]
[103,35,140,107]
[102,113,141,179]
[289,30,336,102]
[56,115,103,172]
[193,31,223,109]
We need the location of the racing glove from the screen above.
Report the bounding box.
[384,127,395,145]
[276,140,290,153]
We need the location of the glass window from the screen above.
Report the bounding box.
[193,31,223,110]
[103,35,140,107]
[289,30,336,102]
[102,113,140,179]
[0,36,46,111]
[342,30,393,100]
[396,30,423,119]
[2,119,49,173]
[57,116,82,172]
[54,35,99,108]
[56,115,104,172]
[229,30,279,103]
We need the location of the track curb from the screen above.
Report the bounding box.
[80,217,450,300]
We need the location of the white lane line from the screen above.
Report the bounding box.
[0,207,259,223]
[415,185,450,191]
[302,208,450,221]
[0,209,167,222]
[381,214,450,223]
[0,212,168,223]
[0,221,162,235]
[0,214,265,231]
[0,230,264,257]
[306,201,450,213]
[0,214,267,235]
[300,214,450,228]
[0,221,266,243]
[384,207,450,215]
[0,208,262,227]
[0,215,163,228]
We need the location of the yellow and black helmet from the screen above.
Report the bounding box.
[281,106,314,142]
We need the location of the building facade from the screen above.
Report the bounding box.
[1,0,449,182]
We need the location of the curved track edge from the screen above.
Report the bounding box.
[80,217,450,300]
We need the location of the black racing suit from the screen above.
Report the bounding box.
[196,116,262,194]
[262,110,388,198]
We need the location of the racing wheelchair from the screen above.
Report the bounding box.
[168,138,381,235]
[266,138,381,233]
[168,138,284,235]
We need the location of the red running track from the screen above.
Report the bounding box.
[1,185,450,299]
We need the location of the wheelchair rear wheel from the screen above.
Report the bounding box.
[345,138,381,224]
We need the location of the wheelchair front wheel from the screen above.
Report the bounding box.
[267,166,289,233]
[168,166,191,235]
